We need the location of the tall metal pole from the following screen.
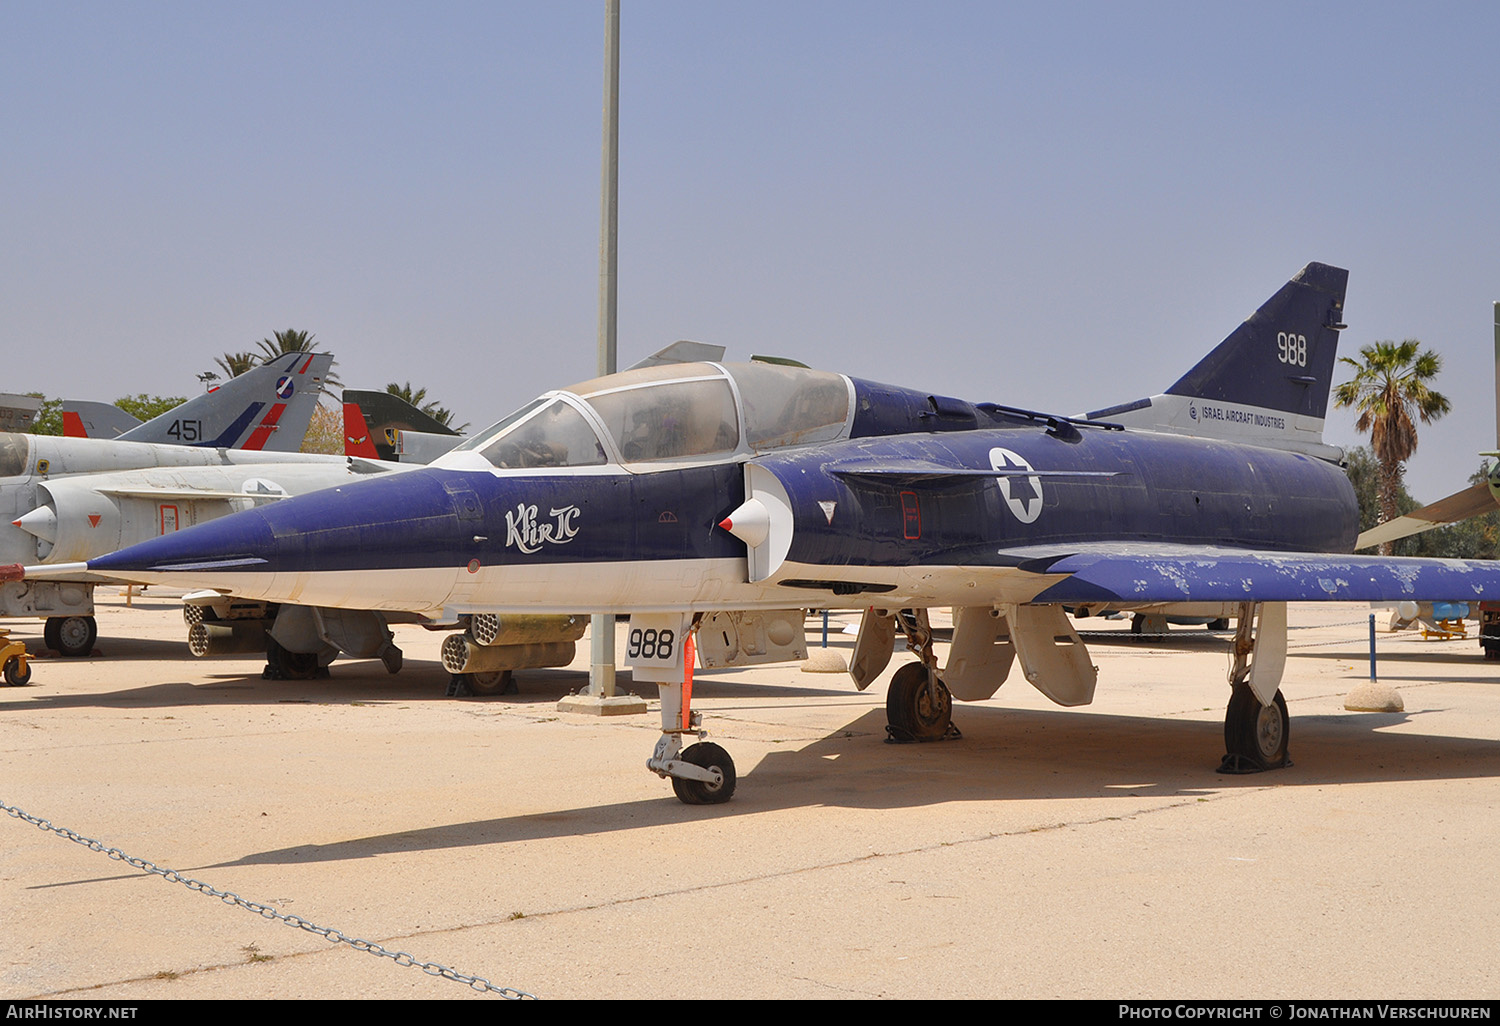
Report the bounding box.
[589,0,621,698]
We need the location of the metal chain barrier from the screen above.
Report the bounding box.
[1,798,537,1000]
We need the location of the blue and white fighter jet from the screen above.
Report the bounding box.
[22,262,1500,803]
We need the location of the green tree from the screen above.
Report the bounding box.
[385,381,468,432]
[114,394,187,422]
[1332,339,1450,554]
[24,393,62,435]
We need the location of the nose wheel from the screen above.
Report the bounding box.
[670,742,736,805]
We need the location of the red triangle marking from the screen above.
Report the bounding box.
[87,514,102,528]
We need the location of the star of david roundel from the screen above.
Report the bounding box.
[988,447,1044,524]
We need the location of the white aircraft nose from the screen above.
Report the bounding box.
[719,498,770,547]
[12,506,57,543]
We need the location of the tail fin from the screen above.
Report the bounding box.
[341,400,381,459]
[61,401,142,439]
[341,389,459,462]
[1086,262,1348,458]
[116,352,333,451]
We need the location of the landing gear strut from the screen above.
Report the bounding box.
[1218,602,1291,773]
[643,625,737,804]
[885,609,959,743]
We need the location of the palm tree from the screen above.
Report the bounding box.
[385,381,468,432]
[1333,339,1450,554]
[214,351,259,379]
[255,329,341,394]
[256,328,317,361]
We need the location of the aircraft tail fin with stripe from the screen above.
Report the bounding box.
[114,352,333,451]
[1086,262,1348,459]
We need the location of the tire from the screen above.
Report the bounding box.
[1208,618,1230,632]
[265,637,322,680]
[43,618,61,653]
[886,662,952,741]
[671,742,736,805]
[465,670,514,696]
[1224,683,1289,770]
[4,656,30,687]
[54,616,96,658]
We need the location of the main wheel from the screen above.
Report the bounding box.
[465,669,514,696]
[886,662,952,741]
[1224,683,1289,770]
[53,616,96,658]
[264,637,322,680]
[4,656,30,686]
[671,741,736,805]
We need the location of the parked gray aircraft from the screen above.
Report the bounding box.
[1,353,337,655]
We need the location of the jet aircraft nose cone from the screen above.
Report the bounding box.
[719,498,771,547]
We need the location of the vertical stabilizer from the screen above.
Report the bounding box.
[1085,262,1348,458]
[342,401,381,459]
[341,389,460,462]
[60,401,142,439]
[116,352,333,451]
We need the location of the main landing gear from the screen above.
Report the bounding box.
[449,669,516,697]
[1219,602,1291,773]
[885,609,959,743]
[44,615,96,658]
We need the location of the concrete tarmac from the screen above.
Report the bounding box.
[2,592,1499,1000]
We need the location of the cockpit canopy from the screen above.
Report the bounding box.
[451,362,853,471]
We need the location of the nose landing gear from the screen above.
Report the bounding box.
[641,625,738,805]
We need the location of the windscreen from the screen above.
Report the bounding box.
[455,398,607,470]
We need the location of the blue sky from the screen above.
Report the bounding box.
[3,2,1496,500]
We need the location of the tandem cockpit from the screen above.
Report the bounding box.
[436,361,855,473]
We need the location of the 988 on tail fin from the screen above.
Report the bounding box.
[1086,262,1348,459]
